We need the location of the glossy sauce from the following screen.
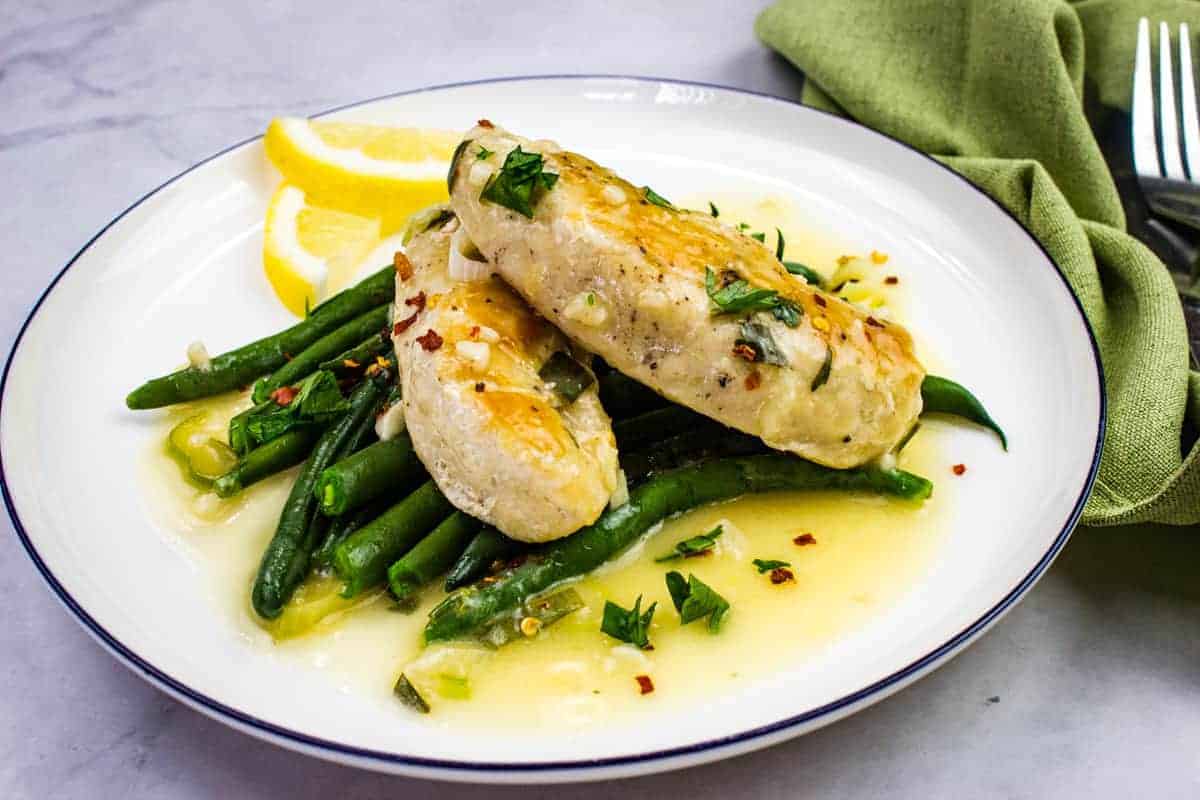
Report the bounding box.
[138,195,951,728]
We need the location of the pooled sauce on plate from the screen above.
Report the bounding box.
[138,195,952,729]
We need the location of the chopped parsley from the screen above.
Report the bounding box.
[735,320,788,366]
[709,201,720,217]
[705,268,802,329]
[480,145,559,218]
[393,674,430,714]
[750,231,766,243]
[736,222,750,232]
[643,186,674,208]
[752,558,791,573]
[654,525,722,562]
[240,370,348,452]
[600,595,656,649]
[810,344,833,391]
[775,228,785,261]
[784,261,823,287]
[475,145,493,160]
[664,572,730,633]
[538,351,594,405]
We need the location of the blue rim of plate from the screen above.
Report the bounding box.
[0,75,1106,777]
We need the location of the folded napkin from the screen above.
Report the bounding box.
[757,0,1199,526]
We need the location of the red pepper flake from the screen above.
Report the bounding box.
[393,313,419,335]
[393,251,413,280]
[813,294,827,308]
[732,343,758,362]
[474,382,485,392]
[744,370,762,390]
[477,118,495,129]
[469,325,480,339]
[769,568,795,585]
[416,329,443,351]
[884,275,899,285]
[793,533,817,546]
[405,291,427,312]
[269,386,298,407]
[635,675,655,695]
[866,316,885,328]
[952,463,967,476]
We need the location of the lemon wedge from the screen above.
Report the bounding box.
[263,184,383,316]
[264,118,460,230]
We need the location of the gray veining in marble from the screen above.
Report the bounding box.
[2,2,1198,798]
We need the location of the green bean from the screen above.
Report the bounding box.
[425,454,932,643]
[597,371,668,419]
[126,266,396,409]
[310,492,404,572]
[318,332,391,375]
[250,370,391,619]
[613,405,718,450]
[213,426,323,498]
[920,375,1007,449]
[388,512,482,602]
[619,428,767,484]
[444,527,525,591]
[253,305,390,402]
[314,434,424,516]
[333,480,455,598]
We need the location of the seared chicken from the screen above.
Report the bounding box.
[392,216,619,542]
[448,124,925,469]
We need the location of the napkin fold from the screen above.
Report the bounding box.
[757,0,1199,525]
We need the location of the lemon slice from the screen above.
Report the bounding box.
[264,118,460,230]
[263,184,382,316]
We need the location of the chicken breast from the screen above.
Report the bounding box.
[448,124,925,469]
[391,214,619,542]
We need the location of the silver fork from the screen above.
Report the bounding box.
[1132,18,1200,365]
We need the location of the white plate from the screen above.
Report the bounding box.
[0,77,1103,782]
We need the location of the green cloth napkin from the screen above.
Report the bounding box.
[757,0,1199,526]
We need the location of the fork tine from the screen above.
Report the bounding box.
[1178,23,1200,179]
[1159,21,1187,179]
[1133,18,1161,177]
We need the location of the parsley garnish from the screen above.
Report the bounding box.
[750,231,766,243]
[242,370,349,450]
[736,320,788,366]
[664,572,730,633]
[775,228,785,261]
[709,201,720,217]
[736,222,750,232]
[784,261,823,287]
[480,146,559,218]
[476,145,493,160]
[600,595,656,649]
[752,558,791,573]
[538,351,594,405]
[810,344,833,391]
[643,186,674,208]
[393,674,430,714]
[655,525,722,562]
[704,268,802,329]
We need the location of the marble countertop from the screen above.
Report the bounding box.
[2,2,1197,797]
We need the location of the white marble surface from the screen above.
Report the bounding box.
[2,1,1198,797]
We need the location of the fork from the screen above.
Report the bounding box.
[1132,18,1200,366]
